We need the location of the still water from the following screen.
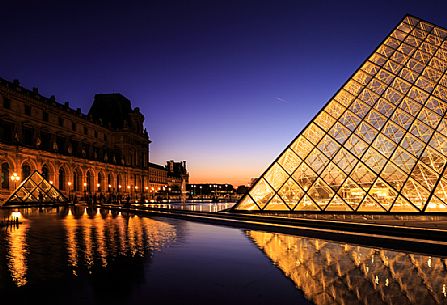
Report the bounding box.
[0,207,446,305]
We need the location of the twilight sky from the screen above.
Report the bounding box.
[2,0,447,186]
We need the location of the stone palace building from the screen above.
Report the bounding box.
[0,77,188,202]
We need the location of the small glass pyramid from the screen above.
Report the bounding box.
[3,170,67,206]
[234,15,447,212]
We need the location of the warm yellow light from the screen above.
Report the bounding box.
[68,182,72,186]
[135,186,138,189]
[83,182,87,186]
[127,185,130,189]
[108,184,111,188]
[119,185,122,188]
[11,211,22,220]
[97,183,100,187]
[10,172,20,182]
[49,181,53,185]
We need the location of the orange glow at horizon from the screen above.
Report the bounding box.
[186,158,272,186]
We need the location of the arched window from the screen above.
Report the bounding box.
[59,167,65,191]
[108,173,112,191]
[42,164,49,181]
[97,172,103,192]
[22,163,31,180]
[73,170,80,192]
[1,162,9,189]
[86,171,93,193]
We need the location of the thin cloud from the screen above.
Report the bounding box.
[273,97,289,103]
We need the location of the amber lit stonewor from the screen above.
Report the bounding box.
[234,15,447,213]
[0,85,188,203]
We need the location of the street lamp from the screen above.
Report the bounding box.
[10,172,20,189]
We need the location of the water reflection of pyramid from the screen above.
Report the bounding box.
[3,170,67,205]
[248,231,447,305]
[234,15,447,212]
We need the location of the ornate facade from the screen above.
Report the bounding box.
[0,77,185,202]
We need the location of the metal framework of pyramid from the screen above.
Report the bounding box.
[248,230,447,304]
[2,170,67,206]
[234,15,447,213]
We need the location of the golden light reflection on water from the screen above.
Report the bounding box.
[62,207,176,276]
[5,212,28,287]
[3,207,177,287]
[248,231,447,305]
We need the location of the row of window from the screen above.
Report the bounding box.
[1,162,147,193]
[2,97,107,140]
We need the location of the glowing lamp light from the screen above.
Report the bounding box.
[49,181,53,185]
[68,182,72,187]
[10,172,20,182]
[11,211,22,220]
[127,185,130,189]
[108,184,111,188]
[83,182,87,187]
[97,183,100,187]
[119,185,122,189]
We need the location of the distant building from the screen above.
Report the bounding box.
[187,183,234,198]
[148,161,189,195]
[0,77,187,202]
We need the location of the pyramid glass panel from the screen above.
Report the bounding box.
[3,170,67,206]
[277,178,304,210]
[233,15,447,213]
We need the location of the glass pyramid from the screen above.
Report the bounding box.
[248,230,447,304]
[3,170,67,206]
[234,15,447,212]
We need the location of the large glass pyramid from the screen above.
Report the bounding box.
[234,15,447,213]
[3,170,67,206]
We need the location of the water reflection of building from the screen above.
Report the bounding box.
[63,207,177,274]
[0,208,177,288]
[248,231,447,305]
[0,79,188,202]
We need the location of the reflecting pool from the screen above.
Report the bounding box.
[0,207,446,305]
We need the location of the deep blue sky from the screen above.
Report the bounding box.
[2,1,447,185]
